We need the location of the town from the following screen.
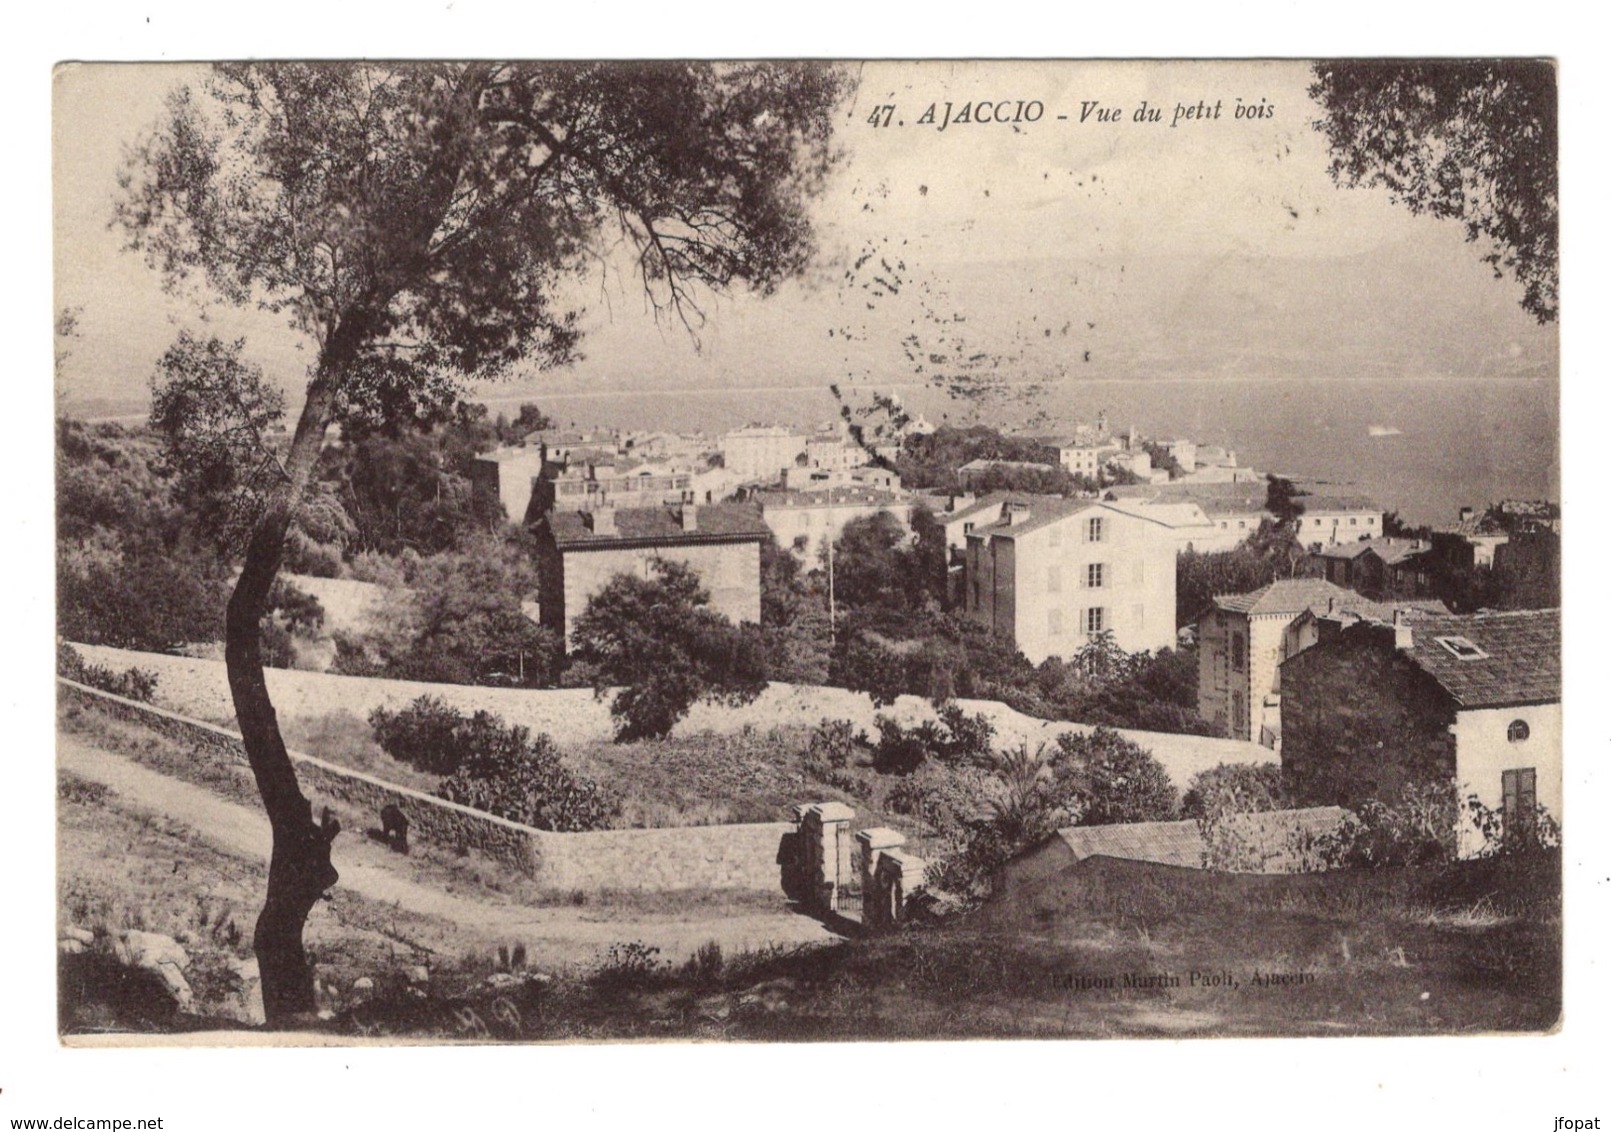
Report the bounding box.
[57,394,1562,1040]
[49,58,1561,1057]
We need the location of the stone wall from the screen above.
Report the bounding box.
[58,679,789,894]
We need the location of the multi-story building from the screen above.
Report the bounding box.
[720,425,810,483]
[1196,579,1442,747]
[754,486,914,563]
[533,502,768,649]
[963,498,1177,662]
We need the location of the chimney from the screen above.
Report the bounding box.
[679,503,699,532]
[1459,506,1474,524]
[586,506,616,535]
[1392,608,1413,650]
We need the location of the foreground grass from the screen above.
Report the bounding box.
[317,851,1560,1042]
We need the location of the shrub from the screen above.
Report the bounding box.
[1308,781,1461,868]
[1050,727,1179,826]
[56,641,158,703]
[1183,762,1290,821]
[369,696,467,775]
[805,718,863,771]
[870,706,997,775]
[589,941,667,993]
[1466,794,1561,858]
[436,718,618,832]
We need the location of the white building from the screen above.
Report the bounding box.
[963,498,1178,662]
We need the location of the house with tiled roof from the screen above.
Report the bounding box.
[754,485,914,562]
[1196,579,1441,748]
[1314,536,1435,598]
[963,497,1177,662]
[1279,608,1561,856]
[533,502,768,648]
[1105,481,1383,549]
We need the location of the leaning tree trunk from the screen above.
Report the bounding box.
[223,377,339,1025]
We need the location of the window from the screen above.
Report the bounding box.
[963,521,974,534]
[1047,565,1062,593]
[1086,563,1105,589]
[1086,516,1104,543]
[1367,517,1376,525]
[1501,767,1538,833]
[1230,632,1246,672]
[1086,607,1106,634]
[1238,520,1246,530]
[1508,719,1531,743]
[1435,635,1489,661]
[1350,518,1358,526]
[1048,608,1063,636]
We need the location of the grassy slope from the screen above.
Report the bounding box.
[332,852,1558,1042]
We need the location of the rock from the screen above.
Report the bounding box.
[223,956,265,1026]
[352,976,375,995]
[57,938,88,956]
[61,926,95,946]
[407,965,430,985]
[695,994,732,1020]
[484,972,521,991]
[112,931,193,1012]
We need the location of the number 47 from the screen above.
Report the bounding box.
[866,105,895,128]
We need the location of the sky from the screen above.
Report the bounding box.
[53,60,1558,416]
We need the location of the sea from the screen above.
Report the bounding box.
[478,375,1558,530]
[64,374,1559,531]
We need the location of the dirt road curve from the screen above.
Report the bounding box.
[57,735,837,963]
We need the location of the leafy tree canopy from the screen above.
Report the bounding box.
[1310,60,1557,323]
[571,559,767,740]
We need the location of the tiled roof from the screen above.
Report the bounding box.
[1314,537,1428,564]
[1299,494,1381,513]
[547,503,769,547]
[1053,807,1349,873]
[968,497,1185,541]
[1214,578,1358,616]
[1402,609,1561,708]
[958,458,1055,473]
[1370,539,1431,566]
[1102,500,1214,529]
[754,487,908,509]
[943,491,1060,525]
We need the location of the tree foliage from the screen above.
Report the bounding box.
[1309,60,1558,323]
[1049,727,1179,826]
[570,559,768,740]
[115,59,849,1022]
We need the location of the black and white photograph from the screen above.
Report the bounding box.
[48,56,1565,1050]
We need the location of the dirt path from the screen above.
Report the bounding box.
[58,735,837,963]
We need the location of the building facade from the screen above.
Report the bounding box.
[1196,579,1441,747]
[963,498,1177,662]
[1279,608,1560,857]
[534,503,767,648]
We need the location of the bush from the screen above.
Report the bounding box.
[434,715,618,832]
[1050,728,1179,826]
[1308,781,1460,868]
[804,718,863,771]
[369,696,467,775]
[870,706,997,775]
[56,641,158,703]
[1183,762,1290,821]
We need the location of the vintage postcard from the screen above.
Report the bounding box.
[52,59,1560,1054]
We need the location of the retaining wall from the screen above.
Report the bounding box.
[58,679,788,894]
